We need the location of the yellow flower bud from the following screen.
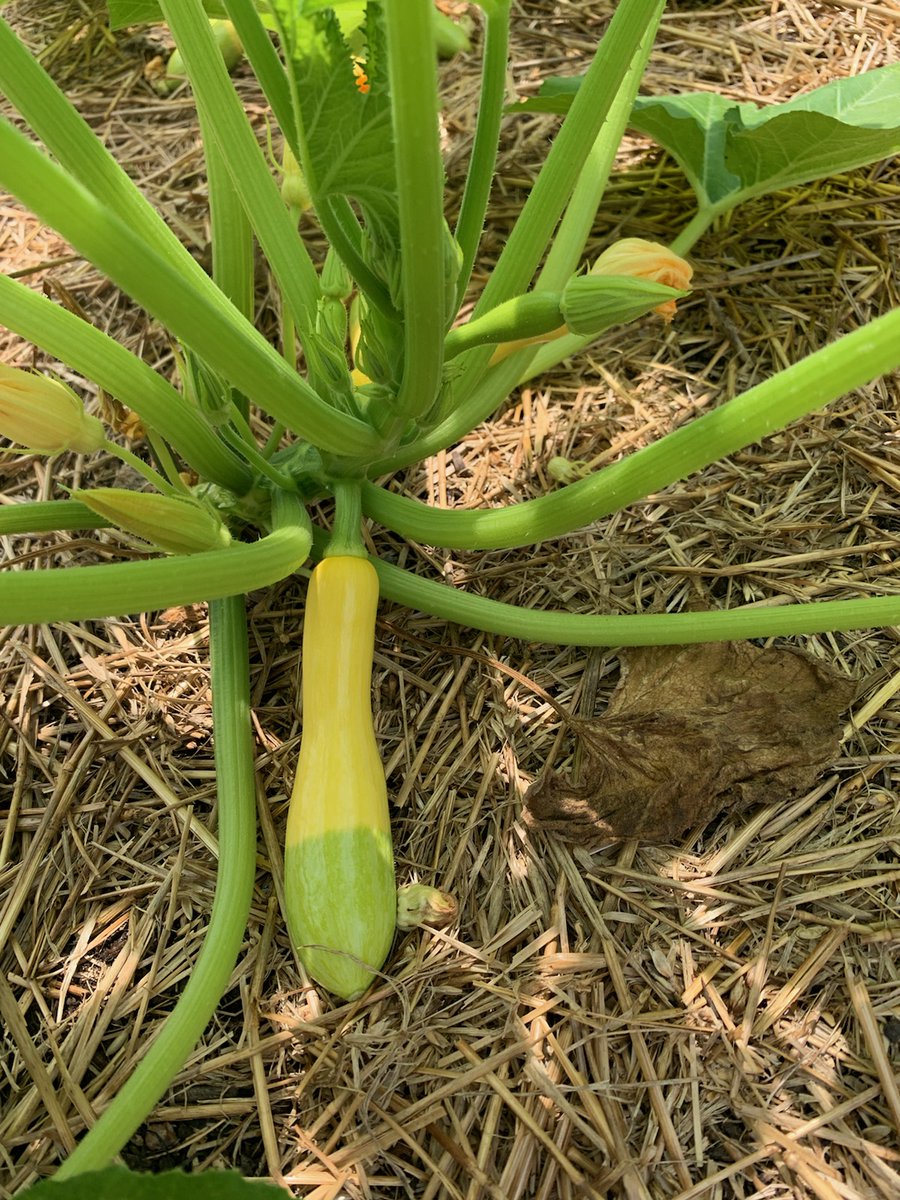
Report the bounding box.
[0,364,106,455]
[590,238,693,322]
[73,488,231,556]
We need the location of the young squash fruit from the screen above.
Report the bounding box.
[284,555,395,1000]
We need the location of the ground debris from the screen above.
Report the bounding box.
[524,642,856,843]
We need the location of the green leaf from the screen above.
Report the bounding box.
[505,74,578,116]
[628,91,744,207]
[509,65,900,211]
[20,1167,285,1198]
[271,1,400,264]
[718,66,900,201]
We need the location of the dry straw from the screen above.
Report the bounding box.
[1,0,899,1196]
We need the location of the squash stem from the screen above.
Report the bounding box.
[325,479,366,558]
[54,594,257,1177]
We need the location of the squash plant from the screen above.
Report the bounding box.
[1,0,899,1180]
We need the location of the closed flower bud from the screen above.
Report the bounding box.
[0,364,106,455]
[73,488,231,556]
[590,238,693,321]
[280,142,312,212]
[560,275,688,335]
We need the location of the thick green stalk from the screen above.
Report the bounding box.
[371,554,900,645]
[206,136,255,322]
[0,17,227,291]
[472,0,664,317]
[204,132,254,423]
[0,519,311,625]
[0,120,377,457]
[404,0,666,454]
[0,500,108,536]
[382,0,446,427]
[54,593,257,1177]
[324,480,366,558]
[222,0,297,146]
[453,0,511,309]
[160,0,321,340]
[361,305,900,548]
[536,13,664,291]
[0,275,252,495]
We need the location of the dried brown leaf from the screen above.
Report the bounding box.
[523,643,856,844]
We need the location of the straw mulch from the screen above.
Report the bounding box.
[1,2,899,1197]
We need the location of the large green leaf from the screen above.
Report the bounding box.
[21,1167,285,1198]
[509,65,900,211]
[628,91,742,207]
[270,0,401,306]
[271,3,396,223]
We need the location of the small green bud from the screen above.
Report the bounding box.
[158,19,243,95]
[73,488,231,555]
[280,142,312,212]
[178,349,233,427]
[396,883,458,930]
[304,329,354,403]
[317,297,349,353]
[320,248,353,301]
[355,301,404,389]
[547,456,591,484]
[441,219,464,325]
[0,365,106,455]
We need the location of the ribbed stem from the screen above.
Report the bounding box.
[324,480,366,558]
[371,555,900,646]
[362,304,900,549]
[453,0,511,309]
[0,521,311,625]
[381,0,446,428]
[54,594,257,1176]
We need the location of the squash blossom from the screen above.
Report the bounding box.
[0,364,106,454]
[73,488,232,556]
[589,238,693,322]
[352,57,370,95]
[489,238,693,363]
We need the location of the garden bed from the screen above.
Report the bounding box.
[1,2,899,1197]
